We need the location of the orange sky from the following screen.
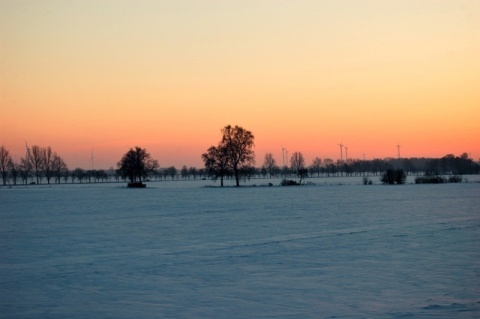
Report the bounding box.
[1,1,479,169]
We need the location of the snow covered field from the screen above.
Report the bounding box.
[1,178,479,318]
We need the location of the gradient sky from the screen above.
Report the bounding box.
[1,0,479,169]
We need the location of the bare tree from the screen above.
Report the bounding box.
[42,146,54,184]
[290,151,307,184]
[166,166,178,180]
[263,153,277,178]
[188,167,198,180]
[323,158,335,177]
[19,157,31,184]
[0,146,12,185]
[260,166,268,178]
[281,165,291,178]
[85,170,94,183]
[8,159,19,185]
[93,170,108,182]
[221,125,255,186]
[180,165,189,180]
[52,154,68,183]
[310,157,322,177]
[63,169,70,183]
[241,165,256,181]
[72,168,86,183]
[30,145,44,184]
[197,168,206,180]
[162,168,169,180]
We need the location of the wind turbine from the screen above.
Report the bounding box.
[24,141,31,166]
[397,143,401,158]
[338,142,344,161]
[91,150,94,170]
[24,141,31,183]
[345,146,349,161]
[282,146,285,167]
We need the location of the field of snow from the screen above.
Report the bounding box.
[1,177,479,318]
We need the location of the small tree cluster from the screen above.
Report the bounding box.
[117,146,159,186]
[362,176,373,185]
[380,169,407,185]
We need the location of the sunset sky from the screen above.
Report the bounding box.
[1,0,479,169]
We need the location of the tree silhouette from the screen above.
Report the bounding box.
[322,158,334,177]
[188,167,198,180]
[310,157,322,177]
[52,154,68,183]
[381,169,406,185]
[263,153,277,178]
[221,125,255,186]
[203,125,255,187]
[30,145,44,184]
[166,166,177,180]
[202,144,230,187]
[290,151,307,184]
[0,146,12,185]
[19,157,31,184]
[117,146,159,187]
[8,159,19,185]
[180,165,189,180]
[43,146,54,184]
[72,168,85,183]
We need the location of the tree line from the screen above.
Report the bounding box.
[0,145,68,186]
[258,152,480,179]
[1,135,479,186]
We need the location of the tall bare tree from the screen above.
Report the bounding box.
[0,146,12,185]
[8,159,19,185]
[52,154,68,183]
[42,146,54,184]
[263,153,277,178]
[30,145,44,184]
[290,151,307,184]
[19,157,31,184]
[323,158,335,177]
[310,157,322,177]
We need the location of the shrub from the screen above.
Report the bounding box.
[415,175,462,184]
[414,176,446,184]
[448,175,462,183]
[280,179,300,186]
[362,176,372,185]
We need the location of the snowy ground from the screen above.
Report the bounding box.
[1,177,479,318]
